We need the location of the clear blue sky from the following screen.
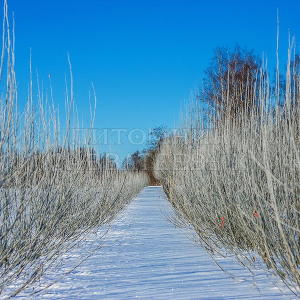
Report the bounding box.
[7,0,300,163]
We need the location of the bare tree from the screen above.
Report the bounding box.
[201,46,260,123]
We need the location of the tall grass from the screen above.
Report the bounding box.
[155,43,300,295]
[0,1,148,297]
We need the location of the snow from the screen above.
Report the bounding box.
[15,186,296,299]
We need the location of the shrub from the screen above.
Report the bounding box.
[0,1,148,297]
[155,43,300,295]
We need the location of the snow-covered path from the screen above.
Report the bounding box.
[31,186,295,299]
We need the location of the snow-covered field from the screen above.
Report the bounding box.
[15,186,296,299]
